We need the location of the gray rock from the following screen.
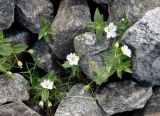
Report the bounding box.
[144,88,160,115]
[93,0,112,4]
[0,102,40,116]
[74,32,112,81]
[74,32,112,57]
[122,7,160,86]
[55,83,105,116]
[15,0,54,33]
[74,32,97,57]
[0,0,14,30]
[32,40,53,72]
[133,88,160,116]
[49,0,91,59]
[108,0,160,23]
[96,81,153,116]
[0,73,29,105]
[81,54,104,80]
[5,29,31,46]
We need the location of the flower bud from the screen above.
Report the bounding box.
[48,101,52,107]
[122,18,125,22]
[17,61,23,69]
[83,85,90,92]
[114,42,119,48]
[39,100,44,108]
[28,49,34,55]
[6,71,14,79]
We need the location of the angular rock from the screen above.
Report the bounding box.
[133,88,160,116]
[15,0,54,33]
[0,0,14,30]
[74,32,97,57]
[5,29,31,46]
[55,83,105,116]
[74,32,112,81]
[49,0,91,59]
[32,40,53,72]
[96,81,153,116]
[0,73,29,105]
[0,102,40,116]
[74,32,112,57]
[108,0,160,23]
[122,7,160,86]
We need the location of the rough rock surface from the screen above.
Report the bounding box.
[133,88,160,116]
[0,102,40,116]
[0,73,29,105]
[96,81,153,116]
[5,29,31,46]
[74,32,111,57]
[81,54,104,80]
[123,7,160,86]
[32,40,53,72]
[0,0,14,30]
[74,32,97,57]
[55,83,105,116]
[108,0,160,23]
[15,0,54,33]
[93,0,112,4]
[49,0,91,59]
[74,32,112,81]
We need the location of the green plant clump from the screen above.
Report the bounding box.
[38,17,55,43]
[87,8,107,39]
[91,14,132,85]
[0,31,27,79]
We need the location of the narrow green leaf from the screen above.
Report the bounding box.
[40,17,46,29]
[0,38,12,43]
[62,61,71,68]
[87,22,97,29]
[124,68,133,73]
[0,45,13,56]
[94,8,103,22]
[2,63,12,71]
[12,44,28,53]
[0,64,6,72]
[0,58,6,64]
[41,89,49,102]
[0,31,4,40]
[117,69,122,79]
[96,29,103,39]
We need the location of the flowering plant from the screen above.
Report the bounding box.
[87,8,107,39]
[91,16,132,85]
[92,42,132,85]
[38,17,55,42]
[0,31,28,79]
[62,53,80,79]
[31,71,58,108]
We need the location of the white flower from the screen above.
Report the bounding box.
[39,100,44,108]
[121,45,132,57]
[48,101,52,107]
[66,53,79,65]
[104,22,117,38]
[40,79,54,90]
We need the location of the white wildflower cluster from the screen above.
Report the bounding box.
[104,22,132,57]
